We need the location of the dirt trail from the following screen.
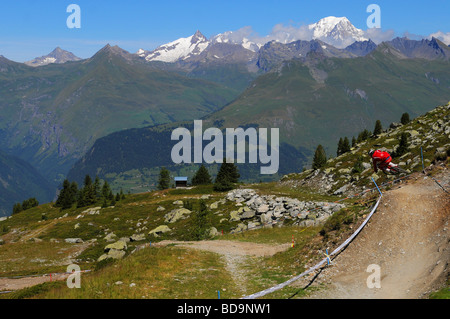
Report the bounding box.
[154,240,291,257]
[155,240,291,295]
[304,173,449,299]
[0,273,70,292]
[18,220,57,242]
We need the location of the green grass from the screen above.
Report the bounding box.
[251,181,342,202]
[1,221,325,299]
[0,241,81,277]
[429,279,450,299]
[12,246,241,299]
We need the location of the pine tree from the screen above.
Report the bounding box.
[158,167,171,190]
[55,179,70,207]
[400,112,410,125]
[76,188,86,208]
[213,159,240,191]
[94,176,101,198]
[373,120,383,136]
[70,182,78,204]
[84,175,97,205]
[12,202,23,215]
[342,137,351,154]
[312,145,327,170]
[101,180,111,199]
[357,129,371,143]
[77,175,96,208]
[55,179,77,210]
[192,200,210,240]
[394,132,409,157]
[84,175,92,188]
[351,136,356,147]
[22,198,38,210]
[101,197,108,208]
[192,164,212,185]
[337,138,344,156]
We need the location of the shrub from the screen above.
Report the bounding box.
[352,156,364,174]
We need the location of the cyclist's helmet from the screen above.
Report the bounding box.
[368,149,375,157]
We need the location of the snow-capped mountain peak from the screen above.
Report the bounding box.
[143,30,210,62]
[212,31,262,52]
[138,16,370,63]
[25,47,81,67]
[308,16,368,48]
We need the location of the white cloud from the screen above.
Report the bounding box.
[222,22,396,49]
[363,28,396,44]
[265,23,314,43]
[428,31,450,45]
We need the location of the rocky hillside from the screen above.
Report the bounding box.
[280,101,450,198]
[0,102,448,298]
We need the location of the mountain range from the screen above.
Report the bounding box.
[0,16,449,215]
[0,45,241,184]
[136,16,370,63]
[66,37,450,191]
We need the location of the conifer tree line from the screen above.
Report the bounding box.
[311,113,411,170]
[55,175,125,210]
[157,160,240,192]
[12,198,39,215]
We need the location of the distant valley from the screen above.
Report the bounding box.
[0,16,449,215]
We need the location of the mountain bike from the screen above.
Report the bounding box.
[378,163,408,175]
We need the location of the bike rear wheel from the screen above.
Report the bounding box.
[389,166,407,175]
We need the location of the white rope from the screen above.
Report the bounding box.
[242,196,382,299]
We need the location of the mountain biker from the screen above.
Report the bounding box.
[368,149,398,174]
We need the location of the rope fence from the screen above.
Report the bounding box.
[241,183,383,299]
[242,146,449,299]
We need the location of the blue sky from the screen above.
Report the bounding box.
[0,0,449,62]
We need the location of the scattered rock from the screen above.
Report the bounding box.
[106,249,126,260]
[226,189,345,228]
[65,238,83,244]
[240,209,256,219]
[104,240,127,252]
[231,223,247,234]
[208,227,219,237]
[257,205,269,214]
[104,233,118,242]
[333,184,349,195]
[164,208,191,223]
[130,233,146,242]
[229,211,240,222]
[209,202,219,209]
[149,225,171,237]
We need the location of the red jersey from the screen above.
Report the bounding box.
[372,150,392,163]
[372,150,392,172]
